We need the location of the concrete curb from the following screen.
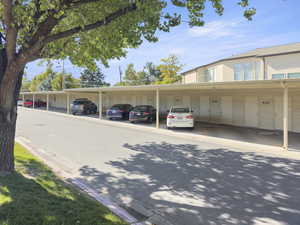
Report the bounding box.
[16,136,154,225]
[20,107,291,155]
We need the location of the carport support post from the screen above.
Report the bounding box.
[32,94,35,109]
[283,86,289,150]
[46,94,49,111]
[66,93,70,114]
[156,89,160,128]
[22,94,25,104]
[98,91,102,119]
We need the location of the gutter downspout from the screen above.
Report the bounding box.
[262,57,267,80]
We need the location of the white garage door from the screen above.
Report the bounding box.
[199,96,210,121]
[232,96,245,126]
[191,96,200,120]
[210,96,221,123]
[292,96,300,132]
[221,96,233,124]
[258,97,274,130]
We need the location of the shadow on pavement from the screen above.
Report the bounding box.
[78,142,300,225]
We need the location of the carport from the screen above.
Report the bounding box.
[21,79,300,150]
[21,91,67,111]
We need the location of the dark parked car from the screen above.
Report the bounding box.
[35,99,47,107]
[71,98,97,115]
[106,104,133,120]
[129,105,156,123]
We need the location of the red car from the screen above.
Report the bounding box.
[23,100,33,107]
[23,99,46,108]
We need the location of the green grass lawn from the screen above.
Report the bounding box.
[0,143,127,225]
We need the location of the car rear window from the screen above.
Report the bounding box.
[171,108,190,113]
[110,105,125,110]
[73,100,87,105]
[133,106,148,111]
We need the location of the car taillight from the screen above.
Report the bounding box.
[168,115,176,119]
[186,115,193,119]
[143,112,150,115]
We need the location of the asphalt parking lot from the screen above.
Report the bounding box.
[16,107,300,225]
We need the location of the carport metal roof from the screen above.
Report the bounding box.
[21,90,65,95]
[21,79,300,95]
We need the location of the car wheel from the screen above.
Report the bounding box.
[72,112,76,115]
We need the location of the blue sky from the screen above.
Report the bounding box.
[25,0,300,84]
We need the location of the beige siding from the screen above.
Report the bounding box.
[222,58,263,81]
[182,71,197,84]
[266,53,300,79]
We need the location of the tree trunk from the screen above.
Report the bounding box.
[0,49,24,174]
[0,115,17,173]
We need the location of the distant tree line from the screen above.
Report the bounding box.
[21,63,110,92]
[21,54,183,92]
[115,54,183,86]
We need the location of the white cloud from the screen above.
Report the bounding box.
[188,20,242,39]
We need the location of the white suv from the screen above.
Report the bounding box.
[167,106,194,129]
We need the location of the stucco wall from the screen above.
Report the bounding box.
[182,71,197,83]
[265,53,300,79]
[182,57,268,83]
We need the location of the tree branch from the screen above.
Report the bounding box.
[3,0,17,61]
[44,3,137,44]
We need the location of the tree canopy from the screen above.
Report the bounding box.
[156,54,183,84]
[80,67,110,87]
[0,0,255,70]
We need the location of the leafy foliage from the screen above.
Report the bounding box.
[0,0,256,70]
[80,67,110,87]
[28,62,79,91]
[29,67,55,92]
[51,73,80,90]
[116,56,182,86]
[156,54,183,84]
[143,62,161,84]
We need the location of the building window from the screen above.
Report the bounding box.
[205,67,216,82]
[234,62,260,81]
[272,74,285,79]
[234,64,243,80]
[288,73,300,79]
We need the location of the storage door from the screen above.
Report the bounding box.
[199,96,210,121]
[233,96,245,126]
[258,97,274,130]
[191,96,200,121]
[292,96,300,133]
[210,96,221,123]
